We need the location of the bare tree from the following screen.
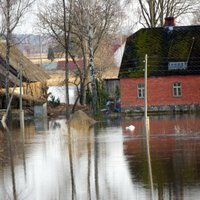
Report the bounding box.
[192,6,200,25]
[135,0,200,27]
[37,0,73,117]
[63,0,73,118]
[0,0,35,111]
[68,0,120,114]
[37,0,120,115]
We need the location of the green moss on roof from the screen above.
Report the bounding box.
[119,26,200,78]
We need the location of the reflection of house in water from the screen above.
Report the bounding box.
[123,114,200,199]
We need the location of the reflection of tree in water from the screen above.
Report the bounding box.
[50,121,61,130]
[0,130,9,166]
[0,120,32,200]
[67,126,76,200]
[67,110,97,200]
[95,116,122,130]
[4,124,17,200]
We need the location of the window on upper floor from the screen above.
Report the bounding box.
[168,62,187,70]
[137,83,144,98]
[173,82,182,97]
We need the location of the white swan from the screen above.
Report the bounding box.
[125,125,135,131]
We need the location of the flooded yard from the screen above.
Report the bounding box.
[1,113,200,199]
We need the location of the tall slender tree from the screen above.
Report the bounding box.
[0,0,35,110]
[63,0,73,118]
[73,0,121,113]
[37,0,73,117]
[37,0,121,114]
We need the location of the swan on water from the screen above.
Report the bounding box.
[125,125,135,131]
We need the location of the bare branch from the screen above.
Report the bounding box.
[136,0,200,27]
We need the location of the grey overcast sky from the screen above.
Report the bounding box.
[14,0,142,35]
[14,0,194,35]
[14,0,48,34]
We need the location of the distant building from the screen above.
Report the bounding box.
[119,17,200,113]
[57,60,84,74]
[13,34,48,56]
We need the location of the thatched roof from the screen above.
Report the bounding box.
[0,42,50,83]
[0,63,20,87]
[0,90,46,104]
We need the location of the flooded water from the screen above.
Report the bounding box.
[1,114,200,200]
[48,86,77,104]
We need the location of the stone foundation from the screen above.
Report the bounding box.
[121,104,200,114]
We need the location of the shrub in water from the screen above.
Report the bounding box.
[49,95,60,107]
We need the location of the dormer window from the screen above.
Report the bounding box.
[168,62,187,70]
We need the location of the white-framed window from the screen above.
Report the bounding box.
[173,82,182,97]
[137,83,144,98]
[168,62,187,70]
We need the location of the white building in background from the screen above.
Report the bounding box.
[113,42,126,68]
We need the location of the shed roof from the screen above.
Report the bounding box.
[0,42,50,83]
[119,25,200,78]
[0,63,20,87]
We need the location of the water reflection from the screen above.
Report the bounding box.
[48,85,77,104]
[1,114,200,199]
[123,114,200,200]
[6,128,17,200]
[144,118,154,200]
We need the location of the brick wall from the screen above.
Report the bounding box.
[120,75,200,108]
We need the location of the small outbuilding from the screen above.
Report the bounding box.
[0,42,50,108]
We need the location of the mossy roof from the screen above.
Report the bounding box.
[119,25,200,78]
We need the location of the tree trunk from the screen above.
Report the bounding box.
[63,0,72,118]
[5,0,11,112]
[79,41,87,105]
[88,24,97,115]
[5,37,10,108]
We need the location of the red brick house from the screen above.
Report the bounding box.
[57,60,83,73]
[119,18,200,113]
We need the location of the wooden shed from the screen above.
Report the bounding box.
[0,42,50,108]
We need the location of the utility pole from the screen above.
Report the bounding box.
[144,54,149,129]
[19,63,24,132]
[39,35,43,66]
[144,54,154,200]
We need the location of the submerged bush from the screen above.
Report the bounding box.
[48,95,60,107]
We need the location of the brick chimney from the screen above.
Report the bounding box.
[164,17,175,27]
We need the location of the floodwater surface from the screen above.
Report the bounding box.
[1,114,200,200]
